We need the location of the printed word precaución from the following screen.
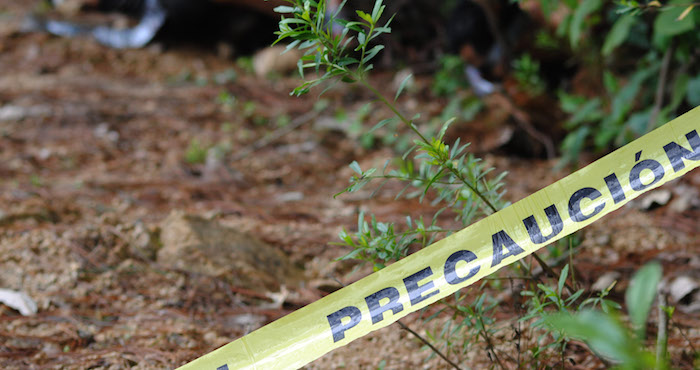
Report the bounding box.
[327,129,699,343]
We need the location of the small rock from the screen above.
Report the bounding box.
[670,184,700,212]
[666,275,700,314]
[94,122,119,142]
[591,271,621,292]
[228,313,266,329]
[158,211,302,290]
[277,191,304,202]
[0,289,38,316]
[0,104,50,121]
[37,148,52,160]
[668,275,699,304]
[52,0,83,16]
[634,189,672,210]
[41,342,62,357]
[129,221,158,261]
[0,105,29,121]
[253,45,303,78]
[594,233,611,246]
[314,115,348,132]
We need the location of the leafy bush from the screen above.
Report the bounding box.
[551,0,700,164]
[546,262,664,368]
[273,0,690,367]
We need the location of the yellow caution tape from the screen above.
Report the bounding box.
[180,106,700,369]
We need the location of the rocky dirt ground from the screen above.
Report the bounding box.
[0,1,699,369]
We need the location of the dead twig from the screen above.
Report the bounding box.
[229,286,274,302]
[669,317,698,356]
[332,275,463,369]
[396,319,464,370]
[531,253,577,295]
[490,93,556,159]
[68,240,107,269]
[529,241,585,294]
[231,110,319,161]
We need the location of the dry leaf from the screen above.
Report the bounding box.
[677,5,695,21]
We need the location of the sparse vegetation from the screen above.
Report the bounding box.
[275,0,698,367]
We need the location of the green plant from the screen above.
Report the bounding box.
[274,0,508,252]
[421,284,506,367]
[546,262,664,368]
[217,90,236,113]
[184,138,208,164]
[432,54,467,97]
[520,264,585,363]
[512,53,546,95]
[272,1,679,368]
[275,1,511,367]
[550,0,700,166]
[30,174,43,187]
[213,68,238,85]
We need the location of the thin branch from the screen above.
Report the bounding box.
[493,93,556,159]
[332,276,462,369]
[655,293,668,369]
[357,77,501,213]
[396,320,463,370]
[531,253,577,296]
[647,40,675,133]
[475,314,507,369]
[669,316,698,354]
[231,110,318,161]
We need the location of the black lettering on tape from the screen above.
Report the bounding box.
[403,267,439,306]
[604,173,626,204]
[491,230,525,267]
[568,187,605,222]
[629,151,665,191]
[365,287,404,324]
[327,306,362,342]
[522,205,563,244]
[444,250,480,285]
[663,130,700,172]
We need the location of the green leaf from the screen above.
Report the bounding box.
[557,125,590,168]
[626,262,662,340]
[394,73,413,101]
[569,0,602,48]
[558,264,569,295]
[546,310,641,365]
[602,13,635,56]
[283,39,301,54]
[273,5,298,14]
[654,1,695,37]
[686,75,700,106]
[363,45,385,64]
[669,73,688,111]
[339,247,364,260]
[357,31,366,46]
[368,118,395,134]
[371,0,385,21]
[564,98,602,129]
[349,160,362,174]
[603,70,618,93]
[356,10,373,24]
[624,108,651,135]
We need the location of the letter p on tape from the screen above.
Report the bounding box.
[179,106,700,369]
